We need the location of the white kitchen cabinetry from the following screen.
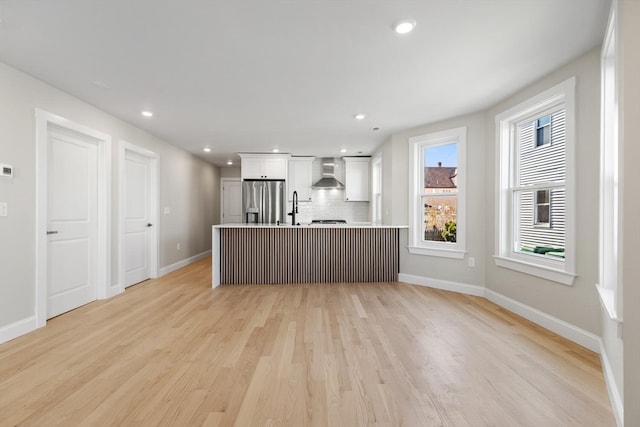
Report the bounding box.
[239,154,289,180]
[288,157,314,201]
[344,157,370,202]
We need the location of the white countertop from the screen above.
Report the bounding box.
[213,223,408,229]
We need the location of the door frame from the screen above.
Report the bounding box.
[118,141,159,291]
[220,177,241,224]
[35,109,112,328]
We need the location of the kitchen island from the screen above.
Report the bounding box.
[211,224,408,287]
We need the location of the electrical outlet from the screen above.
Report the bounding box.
[0,164,13,178]
[164,207,171,214]
[468,256,475,267]
[177,243,181,250]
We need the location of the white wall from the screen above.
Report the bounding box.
[0,62,219,331]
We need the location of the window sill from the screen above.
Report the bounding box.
[408,246,466,259]
[493,255,576,285]
[595,284,623,323]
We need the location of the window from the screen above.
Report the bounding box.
[596,4,622,321]
[535,114,551,147]
[495,78,576,285]
[534,189,550,226]
[408,127,466,258]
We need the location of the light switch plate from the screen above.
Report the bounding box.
[164,207,170,214]
[0,202,7,217]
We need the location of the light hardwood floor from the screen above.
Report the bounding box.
[0,257,614,426]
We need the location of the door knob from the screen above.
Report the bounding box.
[147,223,153,227]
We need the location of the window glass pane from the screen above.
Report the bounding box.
[423,142,458,194]
[518,110,566,186]
[422,195,457,242]
[516,189,565,257]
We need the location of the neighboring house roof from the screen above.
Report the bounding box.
[425,165,457,188]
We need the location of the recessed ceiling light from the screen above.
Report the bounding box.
[203,147,211,152]
[227,161,233,165]
[393,19,416,34]
[340,148,347,153]
[272,148,280,153]
[141,110,153,117]
[354,114,366,120]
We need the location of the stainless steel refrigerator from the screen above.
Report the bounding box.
[242,180,286,224]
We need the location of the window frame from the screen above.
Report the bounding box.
[494,77,576,285]
[596,3,622,322]
[408,126,466,259]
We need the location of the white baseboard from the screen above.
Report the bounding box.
[106,284,123,299]
[0,315,38,344]
[484,289,600,352]
[398,272,599,353]
[398,273,485,296]
[159,250,212,277]
[599,340,624,427]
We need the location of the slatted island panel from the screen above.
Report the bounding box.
[212,225,404,286]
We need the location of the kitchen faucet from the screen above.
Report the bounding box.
[288,190,299,226]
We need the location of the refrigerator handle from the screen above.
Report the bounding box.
[261,184,265,223]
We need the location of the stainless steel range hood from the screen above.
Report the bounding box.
[312,158,344,189]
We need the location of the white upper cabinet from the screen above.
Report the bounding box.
[344,157,370,202]
[239,154,289,180]
[288,157,314,201]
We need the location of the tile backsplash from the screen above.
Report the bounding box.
[284,157,370,224]
[293,189,370,224]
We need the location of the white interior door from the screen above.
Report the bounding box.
[47,128,98,318]
[124,150,152,287]
[222,179,242,223]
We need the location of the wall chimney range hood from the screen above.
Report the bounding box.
[312,158,344,190]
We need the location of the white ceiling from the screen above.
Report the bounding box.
[0,1,609,167]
